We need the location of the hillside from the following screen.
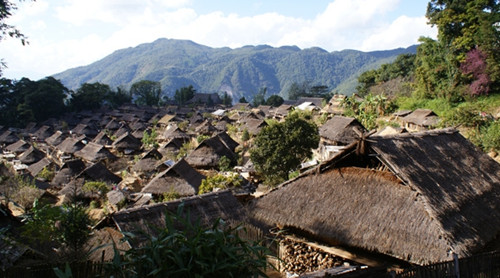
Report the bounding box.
[53,38,416,101]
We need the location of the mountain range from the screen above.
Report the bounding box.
[53,38,417,101]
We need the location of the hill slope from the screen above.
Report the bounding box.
[53,38,417,100]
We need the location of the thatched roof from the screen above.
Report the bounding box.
[45,131,68,147]
[297,97,324,108]
[70,123,98,138]
[216,131,239,152]
[74,142,117,163]
[319,116,366,145]
[112,132,141,151]
[18,146,45,165]
[232,103,251,110]
[51,159,86,188]
[401,109,439,127]
[131,149,164,173]
[185,136,236,169]
[79,162,122,185]
[141,158,205,196]
[85,227,130,262]
[244,118,267,135]
[159,126,190,142]
[158,138,184,156]
[104,119,121,130]
[248,167,450,265]
[92,131,113,146]
[27,157,54,177]
[0,130,18,145]
[157,114,177,126]
[249,129,500,265]
[194,120,217,135]
[56,137,85,154]
[112,190,243,247]
[107,189,126,206]
[369,129,500,259]
[5,140,30,154]
[31,125,54,140]
[112,125,131,139]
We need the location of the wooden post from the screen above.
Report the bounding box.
[453,253,460,278]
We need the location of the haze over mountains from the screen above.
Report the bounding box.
[53,38,417,101]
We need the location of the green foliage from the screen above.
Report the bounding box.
[196,134,210,144]
[106,204,270,277]
[59,204,92,255]
[174,85,196,106]
[9,175,40,209]
[239,96,248,103]
[478,120,500,152]
[241,128,250,142]
[176,141,194,159]
[342,93,392,130]
[69,82,111,111]
[82,181,109,197]
[142,127,159,149]
[130,80,162,106]
[199,173,243,194]
[218,155,233,171]
[221,91,232,106]
[22,200,63,244]
[0,0,31,74]
[252,87,267,107]
[37,166,55,181]
[162,189,181,202]
[265,95,284,107]
[250,112,319,186]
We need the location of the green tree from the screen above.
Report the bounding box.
[106,86,132,108]
[265,95,284,107]
[174,85,196,106]
[199,173,242,194]
[221,91,232,106]
[252,87,266,107]
[142,127,159,149]
[106,204,270,277]
[239,96,248,103]
[69,82,111,111]
[130,80,162,106]
[58,204,91,258]
[250,112,319,186]
[0,0,32,75]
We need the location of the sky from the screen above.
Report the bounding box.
[0,0,437,80]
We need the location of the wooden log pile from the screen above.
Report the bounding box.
[280,238,348,274]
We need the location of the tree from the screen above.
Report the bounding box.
[265,95,284,107]
[106,86,132,108]
[239,96,248,103]
[1,0,32,75]
[252,87,266,107]
[174,85,196,106]
[69,82,111,111]
[130,80,162,106]
[250,112,319,185]
[221,91,232,106]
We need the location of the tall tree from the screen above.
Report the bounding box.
[265,95,284,107]
[174,85,196,106]
[69,82,111,111]
[130,80,162,106]
[250,112,319,186]
[252,87,266,107]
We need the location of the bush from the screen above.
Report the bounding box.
[199,173,243,194]
[106,204,270,277]
[37,166,55,181]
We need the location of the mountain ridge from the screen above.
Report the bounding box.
[53,38,417,100]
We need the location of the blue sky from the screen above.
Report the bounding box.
[0,0,436,81]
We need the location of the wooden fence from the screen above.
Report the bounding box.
[396,251,500,278]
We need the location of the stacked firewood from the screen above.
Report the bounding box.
[280,239,346,274]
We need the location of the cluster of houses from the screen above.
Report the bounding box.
[0,94,499,277]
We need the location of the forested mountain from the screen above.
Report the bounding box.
[53,39,416,100]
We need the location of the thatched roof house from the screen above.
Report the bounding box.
[79,162,122,185]
[5,140,30,154]
[158,138,184,156]
[45,131,67,147]
[111,190,243,247]
[92,131,113,146]
[194,120,217,136]
[51,159,86,189]
[216,131,239,152]
[18,146,45,165]
[27,157,55,178]
[141,158,205,197]
[70,123,98,138]
[319,116,366,145]
[249,129,500,265]
[104,119,121,130]
[30,125,54,141]
[0,130,19,145]
[112,132,142,154]
[159,126,190,142]
[56,137,85,155]
[401,109,439,131]
[131,149,164,175]
[243,118,267,135]
[74,142,117,163]
[185,136,237,169]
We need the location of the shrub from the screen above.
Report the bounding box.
[199,173,242,194]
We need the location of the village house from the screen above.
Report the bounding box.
[248,129,500,270]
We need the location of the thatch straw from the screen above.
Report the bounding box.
[319,116,366,145]
[185,136,236,169]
